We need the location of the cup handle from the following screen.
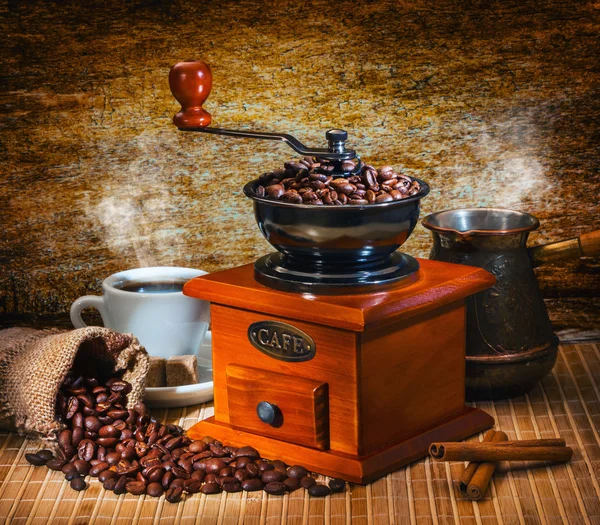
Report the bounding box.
[195,329,213,368]
[70,295,107,329]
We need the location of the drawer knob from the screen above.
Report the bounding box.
[257,401,283,427]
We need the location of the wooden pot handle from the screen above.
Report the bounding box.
[169,60,213,129]
[530,229,600,267]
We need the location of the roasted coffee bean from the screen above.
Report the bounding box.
[58,429,73,450]
[205,458,226,474]
[84,430,98,440]
[256,461,274,472]
[70,477,87,491]
[135,441,149,457]
[284,477,301,492]
[171,466,190,479]
[46,458,67,471]
[99,425,120,438]
[162,470,175,490]
[235,446,260,459]
[234,456,250,469]
[73,459,91,476]
[166,436,184,451]
[89,461,110,477]
[241,478,264,491]
[36,450,54,462]
[147,482,163,497]
[105,452,121,466]
[300,476,316,489]
[234,469,247,482]
[121,447,136,461]
[245,463,260,478]
[98,469,117,483]
[65,397,79,419]
[261,469,285,483]
[77,393,94,408]
[137,472,148,484]
[222,480,242,493]
[375,193,394,203]
[113,475,129,494]
[146,466,164,483]
[103,477,117,491]
[72,427,85,447]
[329,478,345,493]
[95,402,112,414]
[271,460,287,470]
[200,482,221,495]
[96,437,118,448]
[165,485,184,502]
[203,473,218,484]
[109,380,132,394]
[218,467,233,477]
[62,463,78,480]
[170,477,185,489]
[77,439,97,462]
[287,465,308,479]
[264,482,286,495]
[84,416,102,433]
[72,412,84,428]
[188,440,207,453]
[25,453,47,466]
[191,470,205,482]
[126,480,146,495]
[183,479,202,494]
[107,409,128,420]
[162,460,177,471]
[209,444,226,457]
[113,419,127,430]
[308,484,332,497]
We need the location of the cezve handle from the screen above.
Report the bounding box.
[530,229,600,267]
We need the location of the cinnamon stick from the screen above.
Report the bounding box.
[491,438,566,448]
[456,429,496,495]
[429,441,573,463]
[466,430,508,500]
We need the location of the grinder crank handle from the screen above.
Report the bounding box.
[530,229,600,267]
[168,60,356,161]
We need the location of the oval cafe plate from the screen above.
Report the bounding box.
[144,332,214,408]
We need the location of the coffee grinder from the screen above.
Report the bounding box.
[169,60,495,483]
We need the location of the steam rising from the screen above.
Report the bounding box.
[447,112,553,209]
[84,132,185,267]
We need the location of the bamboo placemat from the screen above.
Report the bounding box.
[1,343,600,524]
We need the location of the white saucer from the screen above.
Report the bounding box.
[144,332,214,408]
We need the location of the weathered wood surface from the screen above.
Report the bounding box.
[0,0,598,339]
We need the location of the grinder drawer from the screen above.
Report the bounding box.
[226,364,329,450]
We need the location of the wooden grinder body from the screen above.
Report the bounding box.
[185,259,495,483]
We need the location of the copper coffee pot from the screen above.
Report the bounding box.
[422,208,600,400]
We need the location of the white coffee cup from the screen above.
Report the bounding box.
[70,266,210,362]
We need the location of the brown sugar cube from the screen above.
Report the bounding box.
[146,356,167,387]
[166,355,199,386]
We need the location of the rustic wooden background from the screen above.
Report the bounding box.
[0,0,598,339]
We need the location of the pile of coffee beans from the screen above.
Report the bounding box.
[254,157,421,205]
[24,375,345,500]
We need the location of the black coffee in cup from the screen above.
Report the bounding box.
[115,279,188,294]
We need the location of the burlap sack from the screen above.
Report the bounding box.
[0,326,149,441]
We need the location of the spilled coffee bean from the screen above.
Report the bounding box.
[25,373,346,500]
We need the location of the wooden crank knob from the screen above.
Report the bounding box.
[169,60,213,128]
